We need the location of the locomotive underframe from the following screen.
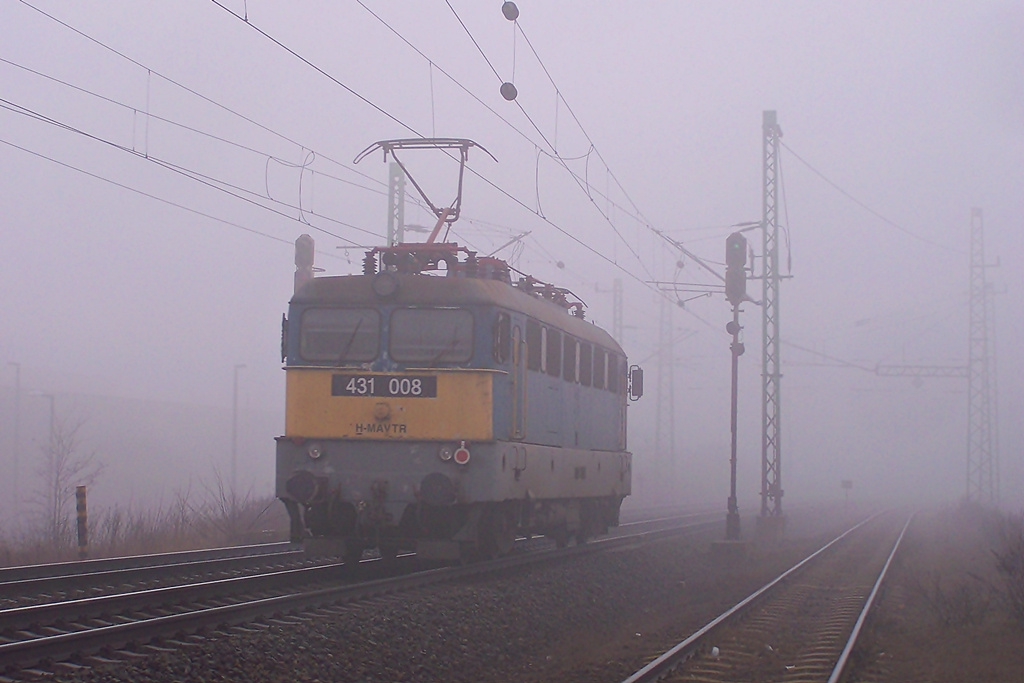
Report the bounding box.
[276,437,630,562]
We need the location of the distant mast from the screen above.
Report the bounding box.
[294,234,314,294]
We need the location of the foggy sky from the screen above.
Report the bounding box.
[1,1,1021,519]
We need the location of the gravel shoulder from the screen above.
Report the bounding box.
[49,517,834,683]
[49,507,1024,683]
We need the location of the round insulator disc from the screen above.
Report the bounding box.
[500,82,518,101]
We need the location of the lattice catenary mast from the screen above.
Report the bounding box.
[760,111,784,525]
[967,207,998,506]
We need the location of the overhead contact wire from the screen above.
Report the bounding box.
[0,135,314,251]
[207,0,659,293]
[780,140,961,254]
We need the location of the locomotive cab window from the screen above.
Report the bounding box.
[563,336,578,382]
[493,312,511,364]
[545,328,562,377]
[299,308,380,363]
[390,308,474,363]
[526,319,542,371]
[608,354,620,393]
[593,348,606,389]
[579,343,593,386]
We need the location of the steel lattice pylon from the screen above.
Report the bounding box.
[967,207,997,506]
[760,111,783,518]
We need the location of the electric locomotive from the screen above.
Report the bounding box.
[276,240,642,563]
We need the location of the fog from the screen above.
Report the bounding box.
[1,1,1021,526]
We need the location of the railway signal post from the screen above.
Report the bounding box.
[725,232,747,540]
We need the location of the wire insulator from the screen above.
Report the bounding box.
[363,251,377,275]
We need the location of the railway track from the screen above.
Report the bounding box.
[620,512,913,683]
[0,513,719,676]
[0,543,317,610]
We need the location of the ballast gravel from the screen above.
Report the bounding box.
[46,518,833,683]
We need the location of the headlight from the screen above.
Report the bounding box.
[438,444,454,462]
[308,443,324,460]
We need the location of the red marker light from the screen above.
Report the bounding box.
[453,442,471,465]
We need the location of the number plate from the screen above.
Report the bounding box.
[331,374,437,398]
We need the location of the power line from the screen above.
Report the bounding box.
[16,1,395,199]
[780,140,962,254]
[7,7,516,259]
[443,1,652,280]
[0,96,372,247]
[209,0,420,137]
[209,1,662,294]
[0,135,326,252]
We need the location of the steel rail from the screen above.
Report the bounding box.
[0,548,307,600]
[619,513,884,683]
[0,542,297,583]
[0,517,719,673]
[827,513,915,683]
[0,561,350,633]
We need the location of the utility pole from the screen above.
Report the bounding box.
[654,295,676,484]
[759,110,785,536]
[231,364,245,514]
[8,362,20,517]
[387,162,406,246]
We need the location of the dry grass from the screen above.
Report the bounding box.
[0,478,290,567]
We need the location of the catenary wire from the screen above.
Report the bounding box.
[0,96,371,247]
[208,1,664,295]
[1,17,504,256]
[0,135,342,254]
[780,139,961,254]
[442,1,653,280]
[15,1,395,196]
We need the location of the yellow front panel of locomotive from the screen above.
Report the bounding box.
[285,369,494,441]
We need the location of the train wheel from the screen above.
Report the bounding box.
[488,512,516,558]
[550,528,569,549]
[343,540,364,569]
[379,542,399,568]
[477,509,515,560]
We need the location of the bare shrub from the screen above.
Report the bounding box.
[30,413,103,553]
[906,569,992,628]
[993,513,1024,628]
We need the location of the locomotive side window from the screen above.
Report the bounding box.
[608,354,620,393]
[390,308,474,363]
[579,343,593,386]
[593,348,606,389]
[299,308,380,363]
[526,319,542,371]
[493,312,511,364]
[563,336,578,382]
[546,328,562,377]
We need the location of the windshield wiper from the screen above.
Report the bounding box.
[336,318,364,366]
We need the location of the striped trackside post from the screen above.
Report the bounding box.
[75,485,88,560]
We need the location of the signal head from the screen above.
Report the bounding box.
[725,232,747,268]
